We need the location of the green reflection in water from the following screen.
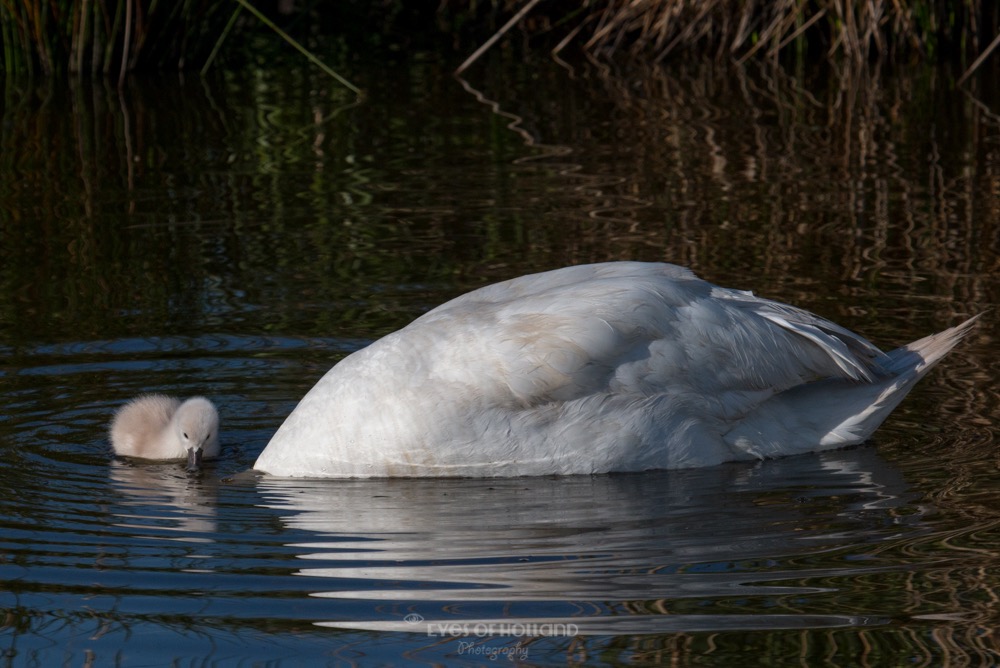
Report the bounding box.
[2,58,995,344]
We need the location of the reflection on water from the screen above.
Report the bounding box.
[260,448,914,636]
[109,461,219,541]
[2,58,997,349]
[8,433,998,665]
[1,46,999,666]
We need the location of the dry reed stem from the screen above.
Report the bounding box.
[118,0,132,87]
[2,0,363,86]
[453,0,994,73]
[455,0,544,73]
[958,30,1000,84]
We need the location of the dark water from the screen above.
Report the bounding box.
[2,48,1000,666]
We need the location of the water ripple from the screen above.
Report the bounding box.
[4,340,1000,664]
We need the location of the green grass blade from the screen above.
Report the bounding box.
[232,0,361,96]
[201,4,242,75]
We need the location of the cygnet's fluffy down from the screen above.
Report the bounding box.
[253,261,980,478]
[110,395,220,468]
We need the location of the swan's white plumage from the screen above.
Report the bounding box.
[253,262,978,478]
[110,395,220,466]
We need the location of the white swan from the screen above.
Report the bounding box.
[254,262,978,478]
[110,395,220,469]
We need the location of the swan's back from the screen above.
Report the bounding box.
[254,262,977,477]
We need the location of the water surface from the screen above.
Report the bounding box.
[2,51,999,666]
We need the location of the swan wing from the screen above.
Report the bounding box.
[414,263,891,409]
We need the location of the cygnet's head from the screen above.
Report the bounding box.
[173,397,220,469]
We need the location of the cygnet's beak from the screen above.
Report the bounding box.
[186,447,203,471]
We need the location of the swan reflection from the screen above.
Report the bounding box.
[257,447,923,634]
[108,460,219,542]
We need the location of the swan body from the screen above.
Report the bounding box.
[254,262,978,478]
[110,395,220,468]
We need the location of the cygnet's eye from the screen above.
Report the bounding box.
[183,432,189,439]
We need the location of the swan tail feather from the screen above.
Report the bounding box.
[724,314,981,460]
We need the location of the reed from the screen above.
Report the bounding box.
[0,0,234,80]
[6,2,998,81]
[0,0,359,93]
[449,0,1000,76]
[580,0,995,62]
